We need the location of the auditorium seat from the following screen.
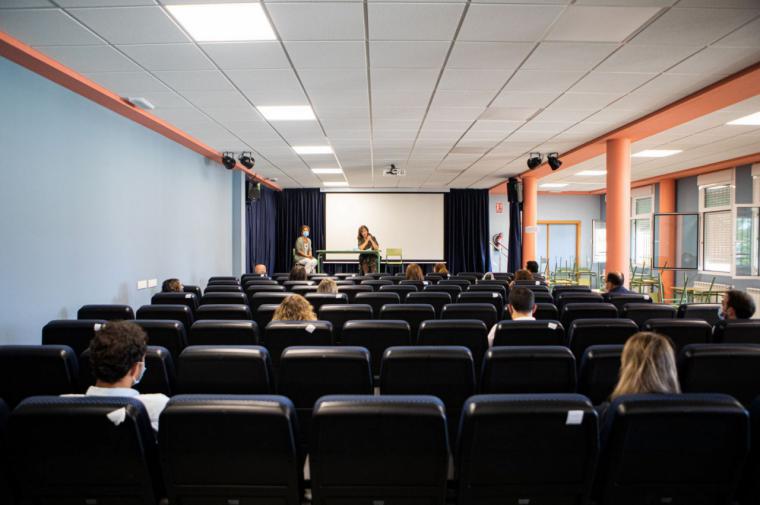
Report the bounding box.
[535,302,559,320]
[556,292,604,313]
[278,347,372,451]
[467,284,508,300]
[399,279,427,291]
[152,292,199,312]
[80,346,175,396]
[188,320,259,346]
[424,283,462,300]
[532,291,555,305]
[342,320,411,379]
[442,302,498,329]
[263,321,334,370]
[9,396,162,503]
[679,344,760,406]
[417,319,488,368]
[241,274,273,283]
[159,395,302,505]
[712,319,760,344]
[254,304,279,332]
[0,345,79,408]
[605,293,652,314]
[457,291,504,320]
[183,285,202,298]
[457,394,598,505]
[354,291,400,318]
[334,279,357,286]
[481,346,576,394]
[642,319,712,353]
[0,398,9,505]
[77,304,134,320]
[492,319,566,346]
[204,284,244,293]
[41,319,108,356]
[132,320,187,360]
[378,284,418,301]
[740,397,760,505]
[552,285,591,303]
[620,303,676,327]
[567,318,638,361]
[136,304,194,333]
[195,304,252,321]
[476,279,509,288]
[379,275,400,284]
[522,284,550,294]
[243,279,278,289]
[561,302,618,329]
[208,276,238,283]
[291,285,318,296]
[249,292,291,314]
[318,304,373,343]
[380,304,435,340]
[457,273,481,282]
[337,284,373,302]
[440,278,470,290]
[177,346,272,394]
[283,281,314,291]
[200,292,248,306]
[361,279,393,291]
[678,303,722,325]
[405,291,451,317]
[310,395,448,505]
[304,292,348,313]
[424,274,442,284]
[595,394,749,505]
[245,284,286,301]
[578,345,623,405]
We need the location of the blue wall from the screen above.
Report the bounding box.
[0,57,236,344]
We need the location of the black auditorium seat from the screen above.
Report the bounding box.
[342,320,411,379]
[254,304,279,332]
[136,304,193,333]
[159,395,302,505]
[405,291,451,317]
[399,280,427,291]
[200,292,248,306]
[378,284,418,301]
[456,274,480,283]
[204,285,244,294]
[152,292,199,312]
[41,319,108,356]
[245,283,286,301]
[0,398,9,505]
[534,302,559,320]
[642,319,712,353]
[263,321,333,369]
[552,286,591,303]
[8,396,162,504]
[80,346,175,396]
[578,345,623,405]
[337,284,373,303]
[712,319,760,344]
[318,304,373,343]
[188,320,259,346]
[440,278,471,290]
[556,292,604,313]
[424,274,442,284]
[595,394,749,505]
[532,292,555,305]
[442,303,498,329]
[310,395,448,505]
[417,319,489,369]
[354,292,400,319]
[514,279,547,287]
[133,320,187,360]
[243,279,278,289]
[195,304,251,321]
[457,394,598,505]
[248,291,290,313]
[605,293,652,314]
[380,275,400,284]
[291,285,318,296]
[380,304,435,341]
[0,345,79,408]
[678,303,722,326]
[208,276,238,283]
[305,292,348,313]
[361,279,393,291]
[481,346,576,394]
[183,285,202,298]
[424,283,462,300]
[176,346,273,394]
[567,318,638,361]
[492,319,565,347]
[457,291,504,320]
[561,303,618,330]
[620,303,676,327]
[77,304,134,320]
[679,343,760,406]
[740,398,760,505]
[522,284,550,294]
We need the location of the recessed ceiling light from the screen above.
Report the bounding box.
[311,168,343,174]
[257,105,315,121]
[576,170,606,176]
[727,111,760,126]
[294,145,333,155]
[166,3,276,42]
[540,183,568,188]
[323,181,349,187]
[632,149,682,158]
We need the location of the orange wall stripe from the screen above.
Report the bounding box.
[0,31,281,191]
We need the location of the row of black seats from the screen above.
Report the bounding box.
[1,392,758,505]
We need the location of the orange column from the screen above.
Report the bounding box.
[522,176,538,268]
[606,138,631,285]
[658,178,677,300]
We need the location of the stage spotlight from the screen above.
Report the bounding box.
[222,152,236,170]
[527,152,542,170]
[239,152,255,169]
[547,152,562,171]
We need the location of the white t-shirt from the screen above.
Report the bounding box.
[487,314,536,347]
[78,386,169,432]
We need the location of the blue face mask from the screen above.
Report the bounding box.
[303,231,310,238]
[134,361,146,386]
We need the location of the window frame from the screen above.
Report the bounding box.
[630,188,654,270]
[698,170,736,276]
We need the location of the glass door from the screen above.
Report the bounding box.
[537,221,580,273]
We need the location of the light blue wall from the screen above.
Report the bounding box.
[537,194,602,268]
[0,57,235,344]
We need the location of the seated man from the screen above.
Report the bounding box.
[488,287,536,347]
[526,260,544,280]
[84,321,169,431]
[254,264,267,276]
[161,278,183,292]
[722,289,756,320]
[605,272,631,295]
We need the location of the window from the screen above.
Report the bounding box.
[704,185,731,208]
[736,207,760,276]
[630,195,652,268]
[703,211,732,272]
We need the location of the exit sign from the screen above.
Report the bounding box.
[495,202,504,213]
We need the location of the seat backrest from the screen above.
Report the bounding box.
[578,345,623,405]
[249,292,291,313]
[310,395,448,504]
[208,276,238,283]
[195,304,252,321]
[158,395,301,505]
[0,398,9,504]
[606,293,652,314]
[133,320,187,360]
[361,279,394,290]
[534,302,559,320]
[337,284,373,302]
[439,278,471,290]
[342,320,411,378]
[514,279,547,287]
[567,318,638,361]
[304,292,348,313]
[679,343,760,406]
[424,284,462,300]
[457,394,598,505]
[354,292,400,318]
[417,319,489,370]
[9,396,161,504]
[642,319,712,353]
[457,291,504,320]
[556,292,604,313]
[151,292,199,312]
[522,284,550,294]
[713,320,760,344]
[561,303,618,329]
[254,304,279,333]
[678,303,721,325]
[80,345,175,396]
[188,320,260,346]
[177,346,272,394]
[442,303,499,329]
[552,285,591,302]
[204,285,244,294]
[493,319,565,347]
[245,284,286,304]
[136,304,194,332]
[0,345,79,408]
[183,285,202,298]
[481,346,576,394]
[378,284,418,301]
[597,393,749,505]
[532,291,554,305]
[456,273,481,282]
[291,285,318,296]
[405,291,451,317]
[620,303,676,327]
[41,319,108,357]
[283,280,314,291]
[200,292,248,306]
[77,304,134,321]
[399,279,427,290]
[379,303,435,341]
[318,304,373,342]
[263,321,334,369]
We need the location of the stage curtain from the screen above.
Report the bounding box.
[444,189,491,274]
[245,184,278,275]
[275,188,325,273]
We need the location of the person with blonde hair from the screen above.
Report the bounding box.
[272,294,317,321]
[405,263,424,281]
[611,331,680,400]
[317,278,338,294]
[433,263,449,278]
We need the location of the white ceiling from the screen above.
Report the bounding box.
[0,0,759,189]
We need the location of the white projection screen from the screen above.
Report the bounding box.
[325,193,444,261]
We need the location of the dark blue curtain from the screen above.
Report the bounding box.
[245,184,277,275]
[275,188,325,273]
[507,200,522,273]
[444,189,491,274]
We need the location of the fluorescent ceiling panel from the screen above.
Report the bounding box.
[540,183,568,188]
[293,145,334,155]
[632,149,683,158]
[576,170,607,176]
[323,181,349,187]
[166,3,276,42]
[257,105,316,121]
[312,168,343,174]
[727,112,760,126]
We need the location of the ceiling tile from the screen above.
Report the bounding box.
[200,42,289,69]
[714,16,760,48]
[431,90,494,108]
[370,41,449,68]
[33,44,139,72]
[285,41,366,68]
[0,8,101,45]
[266,2,364,40]
[153,70,233,91]
[300,68,367,92]
[447,42,532,69]
[309,90,368,107]
[523,42,619,71]
[70,6,189,44]
[631,7,759,46]
[570,71,655,93]
[372,68,439,91]
[56,0,155,5]
[502,70,585,93]
[372,88,432,107]
[137,90,191,108]
[226,68,302,94]
[595,43,699,73]
[549,91,622,110]
[182,89,252,109]
[84,70,169,94]
[490,90,559,108]
[368,3,464,41]
[426,106,485,121]
[118,43,214,70]
[438,68,510,91]
[546,6,661,42]
[479,107,538,120]
[0,0,53,6]
[458,4,564,41]
[532,108,594,123]
[666,46,760,76]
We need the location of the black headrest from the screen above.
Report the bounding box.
[77,304,134,321]
[482,346,577,394]
[313,394,447,420]
[319,304,373,315]
[488,345,574,360]
[424,284,462,293]
[177,346,272,394]
[204,285,244,293]
[557,291,602,301]
[562,302,618,317]
[132,319,187,359]
[419,319,487,333]
[263,321,334,364]
[0,345,79,408]
[245,284,286,293]
[461,392,595,419]
[136,305,193,330]
[249,292,291,311]
[678,303,721,325]
[408,291,452,302]
[567,318,637,359]
[380,303,436,315]
[713,319,760,344]
[188,320,259,346]
[338,285,372,291]
[343,319,410,333]
[383,345,473,362]
[80,345,174,396]
[622,302,676,313]
[195,304,252,320]
[443,302,498,313]
[305,293,348,302]
[355,291,401,301]
[606,293,652,302]
[578,345,623,405]
[200,292,247,305]
[458,291,504,302]
[151,292,199,310]
[493,319,565,346]
[41,319,108,356]
[569,318,637,330]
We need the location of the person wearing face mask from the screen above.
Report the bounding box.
[721,289,756,320]
[295,224,319,274]
[81,321,169,432]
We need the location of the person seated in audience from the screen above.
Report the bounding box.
[272,294,316,321]
[294,224,318,274]
[721,289,756,320]
[487,287,536,347]
[509,268,533,288]
[357,225,380,274]
[604,271,632,295]
[406,263,424,281]
[317,278,338,294]
[254,264,267,276]
[482,272,495,280]
[289,264,307,281]
[161,278,183,293]
[526,260,539,275]
[433,262,449,278]
[82,321,169,432]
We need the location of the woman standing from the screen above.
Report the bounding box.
[357,225,380,274]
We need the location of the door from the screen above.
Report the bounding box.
[537,221,580,272]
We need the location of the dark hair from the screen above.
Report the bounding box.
[725,289,756,319]
[357,225,369,242]
[606,272,624,287]
[526,261,539,274]
[88,321,147,384]
[289,264,307,281]
[508,287,535,313]
[162,278,182,292]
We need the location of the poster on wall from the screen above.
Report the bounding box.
[592,220,606,264]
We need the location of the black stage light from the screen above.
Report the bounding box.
[239,152,255,169]
[547,152,562,171]
[527,152,542,170]
[222,152,236,170]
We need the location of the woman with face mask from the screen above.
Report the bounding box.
[295,224,319,274]
[357,225,380,274]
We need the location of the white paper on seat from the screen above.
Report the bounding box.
[566,410,584,425]
[93,323,103,331]
[547,322,558,330]
[305,324,316,333]
[106,407,126,426]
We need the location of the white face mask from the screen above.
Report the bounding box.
[133,361,146,386]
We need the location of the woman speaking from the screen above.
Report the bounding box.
[357,225,380,274]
